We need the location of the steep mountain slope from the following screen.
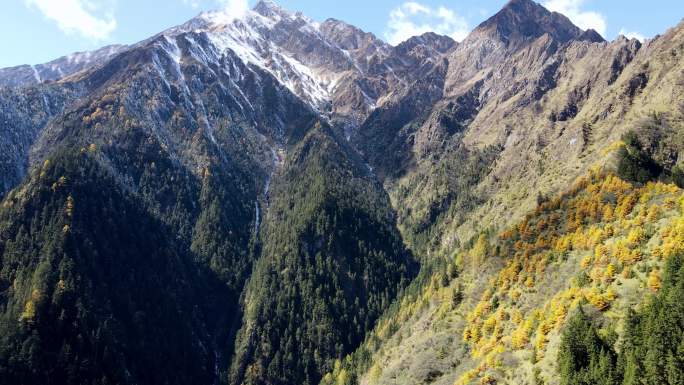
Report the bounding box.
[352,0,682,262]
[326,169,684,385]
[0,0,454,199]
[0,1,683,385]
[0,84,77,196]
[325,7,684,385]
[451,15,684,246]
[0,149,223,385]
[353,0,597,177]
[0,2,425,385]
[24,28,310,296]
[230,122,416,385]
[171,0,453,127]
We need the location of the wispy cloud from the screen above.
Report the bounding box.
[182,0,202,8]
[183,0,249,16]
[619,28,645,42]
[25,0,117,40]
[385,2,469,45]
[218,0,249,20]
[543,0,607,37]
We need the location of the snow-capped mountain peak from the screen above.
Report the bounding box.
[177,3,334,111]
[252,0,294,21]
[172,1,446,119]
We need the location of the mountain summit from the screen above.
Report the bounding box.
[253,0,290,17]
[469,0,604,48]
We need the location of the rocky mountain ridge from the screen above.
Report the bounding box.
[0,44,127,88]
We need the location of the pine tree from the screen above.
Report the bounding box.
[558,308,618,385]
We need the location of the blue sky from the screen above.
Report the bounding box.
[1,0,683,68]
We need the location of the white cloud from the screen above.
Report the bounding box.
[182,0,249,17]
[217,0,249,20]
[385,2,469,45]
[619,28,645,42]
[182,0,202,8]
[543,0,607,37]
[25,0,117,40]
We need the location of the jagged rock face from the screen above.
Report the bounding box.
[473,0,585,47]
[397,32,456,54]
[443,0,603,96]
[353,0,599,179]
[0,85,78,196]
[170,1,453,129]
[344,0,677,258]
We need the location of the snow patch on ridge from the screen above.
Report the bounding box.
[30,66,41,83]
[195,9,332,111]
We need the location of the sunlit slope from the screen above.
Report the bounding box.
[324,168,684,385]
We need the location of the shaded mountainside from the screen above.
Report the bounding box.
[0,84,78,197]
[0,1,683,385]
[1,3,423,385]
[231,122,416,385]
[0,149,224,385]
